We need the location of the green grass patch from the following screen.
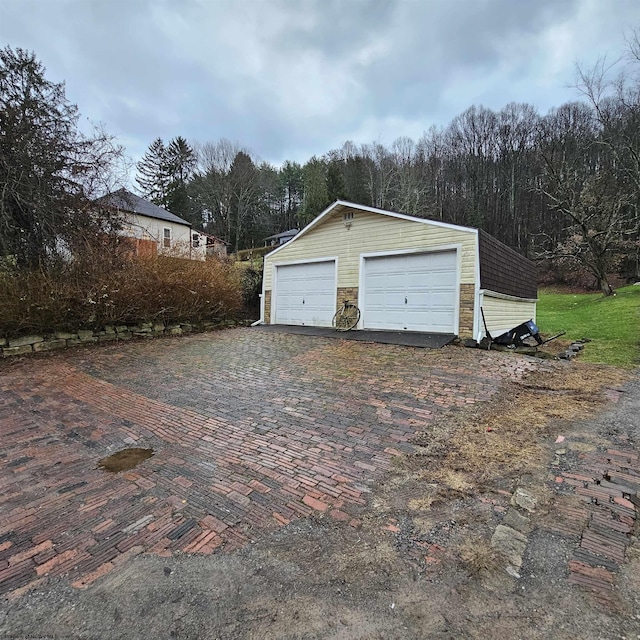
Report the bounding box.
[537,285,640,367]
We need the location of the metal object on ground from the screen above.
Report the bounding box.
[480,308,566,351]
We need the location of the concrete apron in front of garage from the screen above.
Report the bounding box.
[254,324,455,349]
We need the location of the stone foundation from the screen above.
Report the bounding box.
[263,290,272,323]
[459,284,475,338]
[336,287,359,310]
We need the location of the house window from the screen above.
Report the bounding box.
[342,211,354,222]
[192,233,200,248]
[163,228,171,248]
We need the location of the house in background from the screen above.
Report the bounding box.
[264,228,299,247]
[97,188,206,260]
[202,233,228,258]
[259,201,537,342]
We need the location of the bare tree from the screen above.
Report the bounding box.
[536,103,635,295]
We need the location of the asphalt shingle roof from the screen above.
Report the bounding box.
[98,188,190,226]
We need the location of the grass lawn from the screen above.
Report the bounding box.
[233,259,263,272]
[537,285,640,368]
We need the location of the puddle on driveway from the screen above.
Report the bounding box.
[98,448,154,472]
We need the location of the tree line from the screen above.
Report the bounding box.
[137,35,640,294]
[2,35,639,295]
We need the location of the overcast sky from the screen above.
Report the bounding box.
[2,0,639,172]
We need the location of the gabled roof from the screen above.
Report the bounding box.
[265,200,477,259]
[264,228,300,241]
[97,188,191,226]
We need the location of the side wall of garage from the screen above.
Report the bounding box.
[480,291,538,339]
[263,208,478,336]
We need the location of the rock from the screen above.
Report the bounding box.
[511,488,537,512]
[555,448,566,455]
[2,344,33,357]
[491,525,527,568]
[180,324,193,333]
[505,565,521,579]
[98,333,117,342]
[33,339,66,352]
[463,338,478,348]
[514,346,538,355]
[8,335,43,348]
[77,330,96,341]
[54,332,78,340]
[503,508,533,534]
[153,323,165,333]
[490,344,514,352]
[115,325,129,333]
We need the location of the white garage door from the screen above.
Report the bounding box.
[274,261,336,326]
[363,251,457,332]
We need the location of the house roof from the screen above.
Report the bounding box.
[264,228,300,241]
[200,233,229,245]
[265,201,477,259]
[97,188,191,227]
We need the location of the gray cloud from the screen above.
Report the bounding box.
[1,0,639,168]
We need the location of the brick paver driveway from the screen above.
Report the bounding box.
[0,329,535,598]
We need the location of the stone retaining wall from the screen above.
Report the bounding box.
[0,320,244,359]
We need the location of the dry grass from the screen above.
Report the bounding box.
[457,535,500,575]
[441,363,631,483]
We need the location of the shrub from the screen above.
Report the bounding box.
[234,246,272,262]
[240,267,263,318]
[0,248,242,338]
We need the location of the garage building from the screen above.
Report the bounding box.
[259,201,537,341]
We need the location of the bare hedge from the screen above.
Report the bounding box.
[0,249,242,338]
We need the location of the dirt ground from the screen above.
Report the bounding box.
[1,347,639,639]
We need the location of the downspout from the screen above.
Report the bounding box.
[251,253,267,326]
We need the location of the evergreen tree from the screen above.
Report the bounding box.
[165,136,198,225]
[326,160,346,202]
[0,46,124,269]
[136,136,198,224]
[135,138,170,206]
[278,161,304,229]
[301,157,329,224]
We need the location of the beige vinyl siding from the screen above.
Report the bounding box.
[263,210,477,290]
[481,292,536,337]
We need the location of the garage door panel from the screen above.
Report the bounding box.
[386,273,407,288]
[274,261,335,327]
[363,251,457,333]
[431,291,456,306]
